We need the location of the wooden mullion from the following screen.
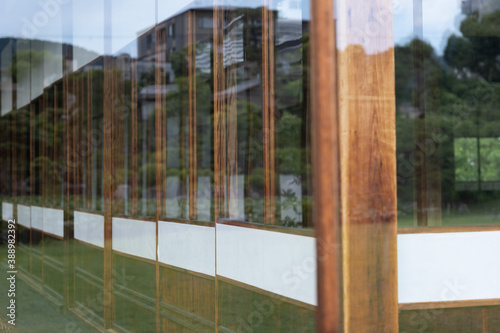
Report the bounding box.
[103,55,114,329]
[213,5,225,333]
[214,6,226,221]
[336,0,398,331]
[73,75,79,209]
[413,0,427,227]
[262,3,276,225]
[87,71,93,210]
[155,26,166,333]
[188,10,198,220]
[40,94,43,206]
[30,101,34,274]
[226,9,238,219]
[310,0,341,330]
[130,58,138,216]
[63,43,75,309]
[54,85,57,206]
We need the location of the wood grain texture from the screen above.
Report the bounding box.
[398,224,500,234]
[336,0,398,332]
[399,306,500,332]
[217,218,314,237]
[399,299,500,311]
[310,0,341,330]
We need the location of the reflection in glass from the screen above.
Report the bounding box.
[0,0,316,331]
[395,0,500,227]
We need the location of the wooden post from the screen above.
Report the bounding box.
[130,58,139,216]
[188,10,198,220]
[155,26,167,333]
[225,8,239,219]
[262,3,276,225]
[103,54,114,329]
[103,1,113,328]
[213,5,226,221]
[213,4,226,332]
[336,0,398,331]
[310,0,341,330]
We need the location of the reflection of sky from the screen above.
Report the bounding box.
[0,0,64,42]
[393,0,465,55]
[0,0,463,56]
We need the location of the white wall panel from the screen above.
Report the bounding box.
[17,204,31,228]
[216,223,317,306]
[112,217,156,260]
[158,221,215,276]
[74,211,104,248]
[43,208,64,238]
[398,231,500,303]
[31,206,43,230]
[2,202,13,221]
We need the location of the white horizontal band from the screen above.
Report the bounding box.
[17,204,31,228]
[398,231,500,303]
[216,223,317,306]
[74,211,104,248]
[2,202,13,221]
[158,221,215,276]
[112,217,156,260]
[31,206,43,231]
[43,208,64,238]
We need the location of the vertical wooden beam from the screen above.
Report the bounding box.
[214,5,226,221]
[268,9,276,222]
[412,0,442,226]
[262,3,276,225]
[155,26,166,333]
[412,0,427,227]
[179,52,188,220]
[103,0,113,328]
[301,32,313,228]
[30,101,34,274]
[188,11,198,220]
[336,0,398,331]
[87,71,93,210]
[226,9,238,219]
[156,28,166,218]
[11,68,17,206]
[213,5,225,332]
[103,54,114,329]
[310,0,341,330]
[42,91,47,285]
[54,85,57,206]
[130,58,138,216]
[73,75,79,209]
[63,37,75,309]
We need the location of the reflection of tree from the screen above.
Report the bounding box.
[396,10,500,224]
[9,48,63,82]
[445,10,500,82]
